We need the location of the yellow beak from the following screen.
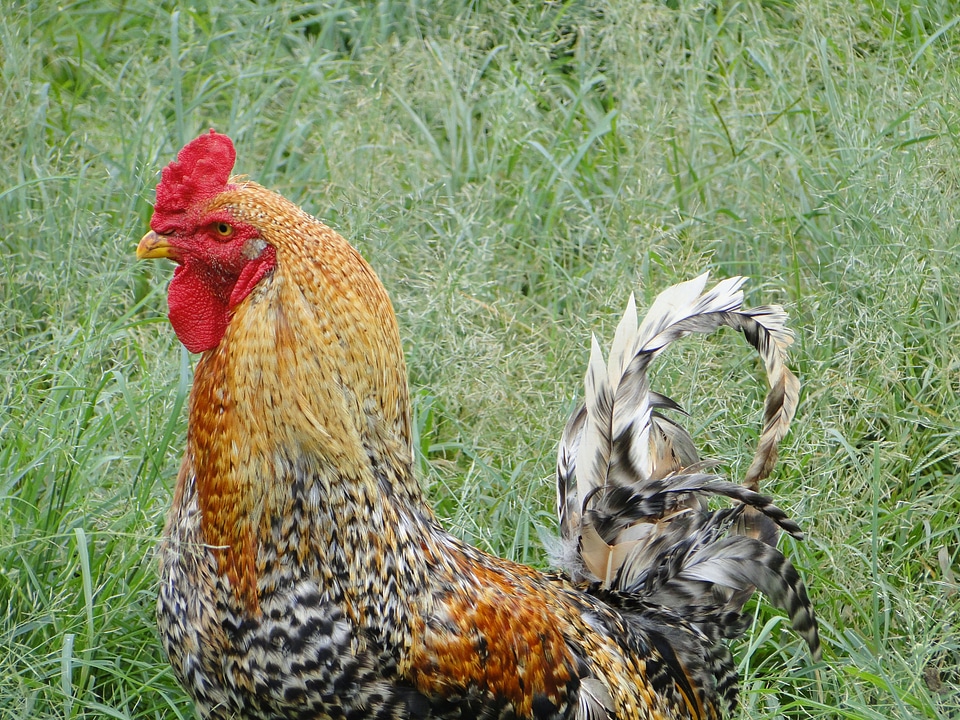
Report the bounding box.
[137,230,177,260]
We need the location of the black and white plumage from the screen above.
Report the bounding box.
[555,273,820,679]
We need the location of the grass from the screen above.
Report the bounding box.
[1,0,959,717]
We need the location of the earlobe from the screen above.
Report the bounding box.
[242,237,269,260]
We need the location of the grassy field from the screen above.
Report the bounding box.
[2,0,959,717]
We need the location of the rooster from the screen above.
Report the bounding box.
[139,130,819,720]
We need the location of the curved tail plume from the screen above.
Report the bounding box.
[556,273,819,660]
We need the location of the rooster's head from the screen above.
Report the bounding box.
[138,130,277,353]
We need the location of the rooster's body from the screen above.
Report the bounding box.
[141,131,819,720]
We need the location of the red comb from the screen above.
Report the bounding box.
[151,130,236,234]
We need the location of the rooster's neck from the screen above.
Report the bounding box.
[184,224,433,616]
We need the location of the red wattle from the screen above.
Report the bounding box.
[167,266,229,354]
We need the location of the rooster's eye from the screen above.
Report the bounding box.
[215,222,234,238]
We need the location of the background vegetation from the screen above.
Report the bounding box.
[2,0,959,717]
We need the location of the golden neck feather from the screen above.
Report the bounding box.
[184,188,422,612]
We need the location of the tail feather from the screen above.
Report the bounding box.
[555,273,819,659]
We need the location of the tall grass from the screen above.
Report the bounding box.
[1,0,958,717]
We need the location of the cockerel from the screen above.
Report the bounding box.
[139,130,819,720]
